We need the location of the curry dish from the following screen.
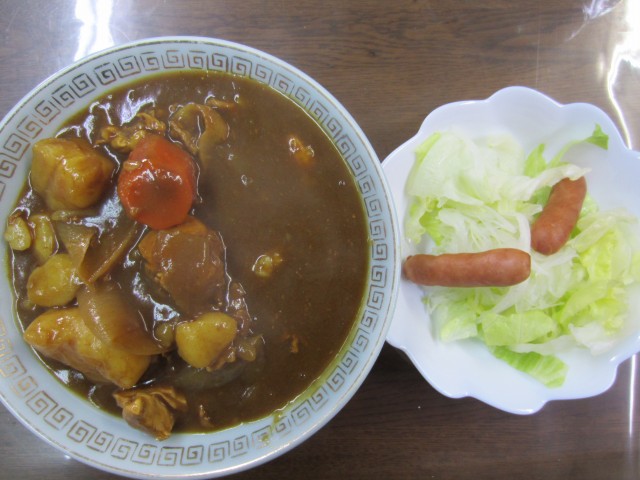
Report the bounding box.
[4,71,369,439]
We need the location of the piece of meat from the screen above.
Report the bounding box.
[99,111,167,152]
[113,385,187,441]
[169,103,229,155]
[138,217,226,316]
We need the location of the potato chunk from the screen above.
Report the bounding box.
[23,308,150,388]
[176,312,237,369]
[252,251,283,278]
[27,253,80,307]
[29,213,57,264]
[30,137,115,210]
[4,211,32,251]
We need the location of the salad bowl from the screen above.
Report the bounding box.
[384,86,640,414]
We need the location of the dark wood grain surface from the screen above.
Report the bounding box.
[0,1,638,479]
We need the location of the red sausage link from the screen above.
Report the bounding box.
[531,176,587,255]
[403,248,531,287]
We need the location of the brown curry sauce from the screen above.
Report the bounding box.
[7,71,369,434]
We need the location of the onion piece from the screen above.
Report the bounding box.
[54,221,96,269]
[78,216,142,284]
[55,208,142,285]
[77,281,166,355]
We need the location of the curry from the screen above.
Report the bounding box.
[4,71,369,439]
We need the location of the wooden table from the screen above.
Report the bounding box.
[0,1,638,479]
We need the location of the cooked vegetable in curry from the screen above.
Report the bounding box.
[4,71,369,440]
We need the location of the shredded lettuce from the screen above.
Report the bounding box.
[405,126,640,387]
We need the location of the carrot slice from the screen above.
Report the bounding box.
[117,134,197,229]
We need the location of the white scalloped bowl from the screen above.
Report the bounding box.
[384,86,640,414]
[0,37,400,478]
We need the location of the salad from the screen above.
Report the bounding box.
[403,126,640,387]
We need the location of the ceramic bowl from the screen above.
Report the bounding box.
[384,86,640,414]
[0,37,400,478]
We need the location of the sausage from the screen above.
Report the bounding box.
[531,176,587,255]
[403,248,531,287]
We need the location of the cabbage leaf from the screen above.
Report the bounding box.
[405,126,640,387]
